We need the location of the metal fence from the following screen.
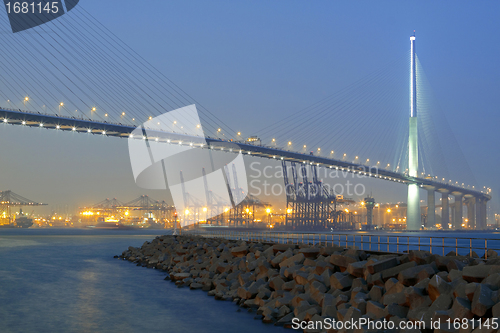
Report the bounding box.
[186,230,500,259]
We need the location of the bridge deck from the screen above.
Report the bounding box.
[0,108,491,201]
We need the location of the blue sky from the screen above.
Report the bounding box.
[0,1,498,216]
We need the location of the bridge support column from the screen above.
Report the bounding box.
[465,196,475,229]
[475,197,486,230]
[427,189,436,229]
[441,191,449,229]
[453,193,463,230]
[407,184,421,230]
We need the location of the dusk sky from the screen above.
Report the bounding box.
[0,1,498,216]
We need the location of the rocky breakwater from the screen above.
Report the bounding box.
[119,235,500,332]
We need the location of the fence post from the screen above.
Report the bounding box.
[485,239,488,259]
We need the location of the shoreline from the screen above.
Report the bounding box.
[120,235,500,332]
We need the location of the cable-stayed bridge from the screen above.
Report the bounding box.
[0,7,493,230]
[0,98,492,230]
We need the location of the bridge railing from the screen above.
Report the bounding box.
[186,229,500,258]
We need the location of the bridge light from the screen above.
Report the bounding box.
[272,138,275,142]
[155,138,159,142]
[387,209,391,213]
[72,127,76,131]
[317,148,321,151]
[92,107,96,111]
[331,150,334,154]
[56,125,60,129]
[22,121,26,125]
[132,118,135,121]
[105,114,108,117]
[217,128,221,132]
[87,129,91,133]
[303,145,307,148]
[185,209,190,215]
[202,207,207,212]
[39,123,43,127]
[288,141,292,145]
[237,132,241,136]
[102,131,106,135]
[266,208,271,214]
[3,119,7,123]
[197,125,201,128]
[60,102,64,106]
[121,112,125,116]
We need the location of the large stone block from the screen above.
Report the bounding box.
[366,257,399,275]
[330,254,358,270]
[398,264,435,286]
[368,285,384,303]
[231,245,248,257]
[366,300,385,320]
[347,261,367,278]
[269,276,285,291]
[471,284,496,317]
[330,272,354,291]
[428,275,453,301]
[463,265,500,282]
[381,261,417,280]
